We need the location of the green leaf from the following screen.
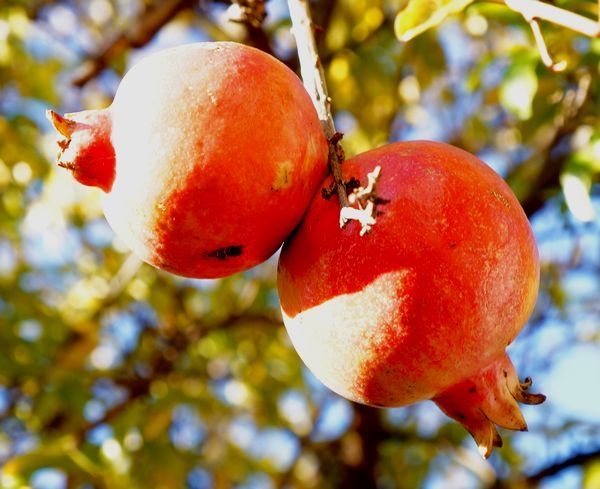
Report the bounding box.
[499,61,538,120]
[560,172,596,222]
[394,0,474,41]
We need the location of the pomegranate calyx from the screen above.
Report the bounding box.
[513,377,546,405]
[46,109,77,138]
[46,109,116,193]
[433,352,545,459]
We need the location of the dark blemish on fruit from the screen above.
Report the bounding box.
[503,370,508,378]
[373,196,390,206]
[457,413,467,420]
[468,387,476,393]
[206,246,243,261]
[449,242,458,249]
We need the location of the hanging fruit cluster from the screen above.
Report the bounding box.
[48,41,544,458]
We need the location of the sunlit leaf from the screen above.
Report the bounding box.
[560,172,596,222]
[394,0,474,41]
[584,460,600,489]
[499,60,538,120]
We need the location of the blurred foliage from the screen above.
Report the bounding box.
[0,0,599,488]
[394,0,473,41]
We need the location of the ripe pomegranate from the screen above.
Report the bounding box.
[47,42,328,278]
[278,141,545,457]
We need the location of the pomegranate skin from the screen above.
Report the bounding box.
[49,42,328,278]
[278,141,540,409]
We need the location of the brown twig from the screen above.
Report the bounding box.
[525,447,600,484]
[490,446,600,488]
[41,309,282,441]
[72,0,282,86]
[71,0,196,87]
[228,0,267,28]
[223,0,277,54]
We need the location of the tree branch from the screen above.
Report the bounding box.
[42,310,282,440]
[287,0,335,138]
[71,0,196,87]
[71,0,282,85]
[509,72,593,217]
[490,447,600,488]
[338,404,382,489]
[526,448,600,484]
[503,0,600,38]
[224,0,280,56]
[287,0,349,210]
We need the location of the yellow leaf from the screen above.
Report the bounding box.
[584,460,600,489]
[395,0,474,41]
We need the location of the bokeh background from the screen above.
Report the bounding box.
[0,0,599,487]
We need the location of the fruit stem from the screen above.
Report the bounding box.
[287,0,350,212]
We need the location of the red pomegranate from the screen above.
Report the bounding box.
[278,141,544,457]
[47,42,328,278]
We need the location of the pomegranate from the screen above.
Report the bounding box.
[47,42,328,278]
[278,141,544,457]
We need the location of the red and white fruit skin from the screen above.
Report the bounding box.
[47,42,328,278]
[277,141,545,457]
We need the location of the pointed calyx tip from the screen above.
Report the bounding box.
[433,352,545,459]
[46,108,116,193]
[46,110,76,138]
[514,377,546,405]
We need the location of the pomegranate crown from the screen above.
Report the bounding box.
[46,109,116,193]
